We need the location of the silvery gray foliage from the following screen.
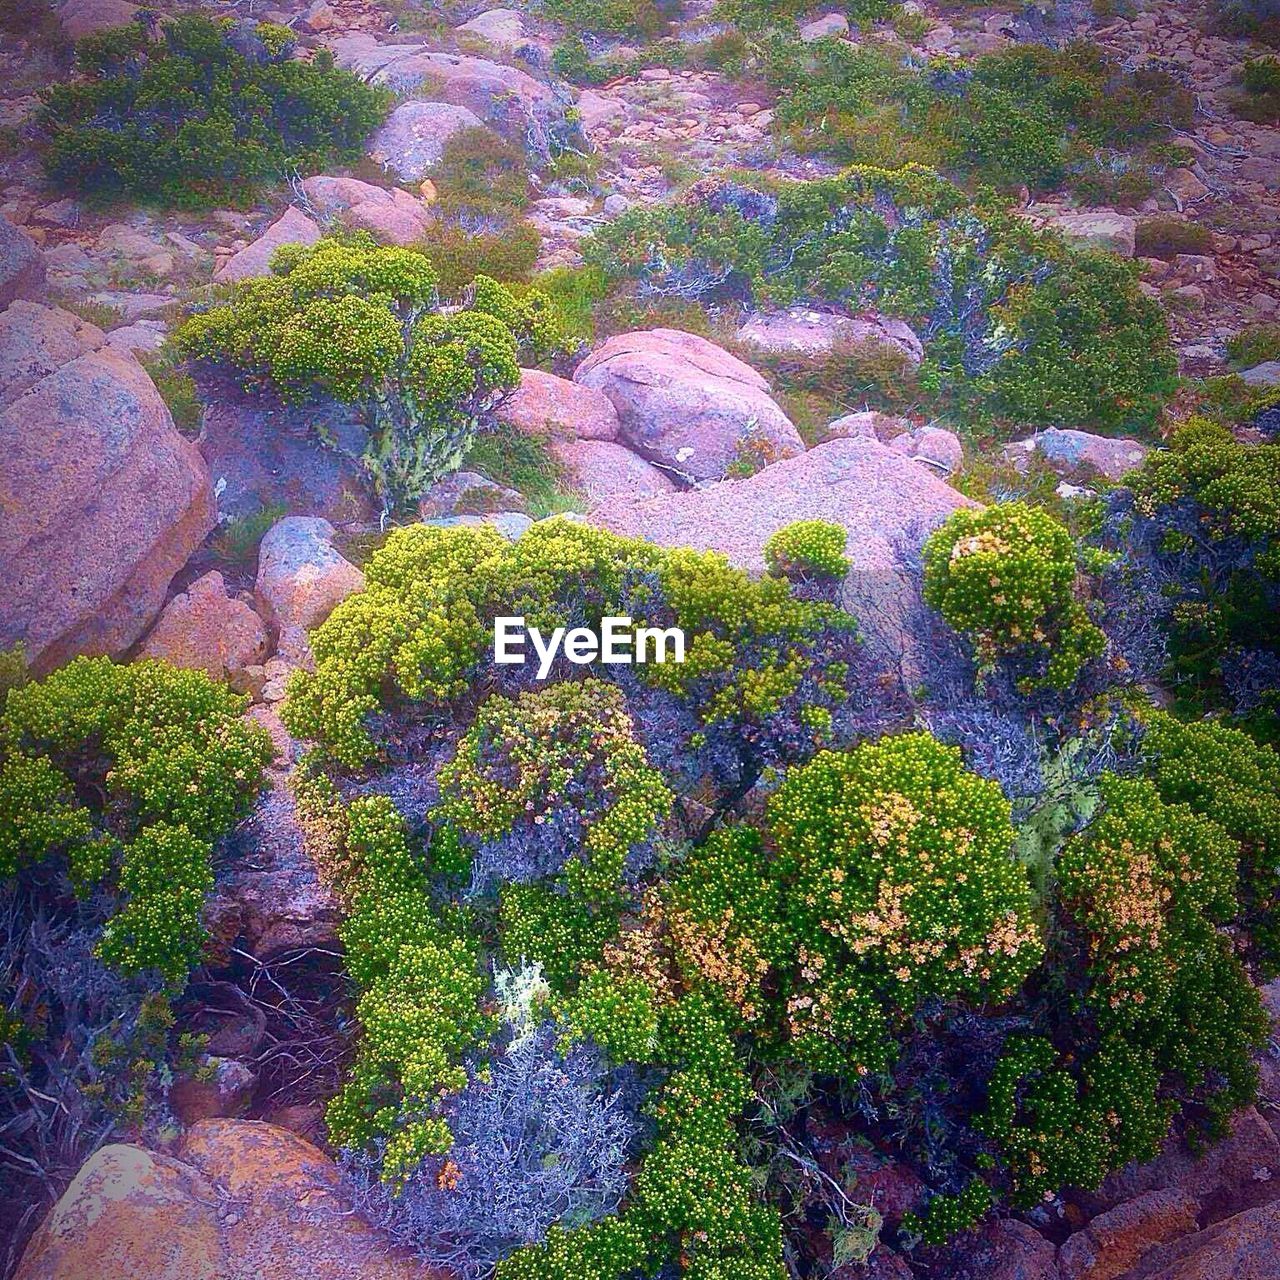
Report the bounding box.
[345,1022,634,1276]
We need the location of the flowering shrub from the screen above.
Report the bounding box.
[178,238,557,510]
[767,732,1042,1075]
[0,657,270,980]
[763,519,850,583]
[923,502,1106,690]
[38,15,389,208]
[585,166,1175,432]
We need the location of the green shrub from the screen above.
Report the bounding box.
[432,126,531,219]
[542,0,674,36]
[177,237,559,510]
[38,15,390,208]
[1135,216,1214,260]
[0,657,270,980]
[1244,56,1280,95]
[1227,323,1280,368]
[417,220,542,298]
[767,732,1042,1075]
[923,502,1106,690]
[763,520,850,581]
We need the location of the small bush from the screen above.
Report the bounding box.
[433,127,531,220]
[1227,323,1280,369]
[38,15,390,208]
[763,520,850,581]
[418,221,542,299]
[1135,216,1214,260]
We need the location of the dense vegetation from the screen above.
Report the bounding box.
[585,166,1177,435]
[37,14,390,208]
[178,237,563,511]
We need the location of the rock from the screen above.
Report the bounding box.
[577,90,627,132]
[205,706,342,958]
[888,425,963,474]
[823,409,908,442]
[1049,211,1138,257]
[1174,254,1217,283]
[140,571,270,679]
[299,175,433,246]
[1132,1199,1280,1279]
[330,37,564,145]
[0,215,46,309]
[418,469,525,518]
[1240,361,1280,388]
[176,1120,436,1280]
[56,0,137,40]
[0,300,103,409]
[736,307,924,364]
[1005,428,1150,481]
[214,208,322,283]
[573,329,804,483]
[1238,158,1280,187]
[0,333,215,674]
[799,12,850,40]
[14,1143,225,1280]
[15,1122,441,1280]
[1166,168,1209,205]
[301,0,335,32]
[496,368,620,441]
[170,1057,258,1125]
[1059,1189,1199,1280]
[589,436,976,648]
[603,194,630,216]
[979,1219,1059,1280]
[1083,1106,1280,1225]
[456,7,527,51]
[552,439,676,505]
[367,100,487,180]
[254,517,365,662]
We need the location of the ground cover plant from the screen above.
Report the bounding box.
[0,658,271,1263]
[37,14,390,208]
[585,165,1177,434]
[273,483,1280,1277]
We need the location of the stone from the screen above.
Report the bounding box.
[1240,361,1280,388]
[1130,1199,1280,1279]
[418,469,525,518]
[14,1143,225,1280]
[254,516,365,659]
[1174,254,1218,282]
[0,300,103,409]
[496,368,620,441]
[170,1057,258,1125]
[104,320,169,356]
[553,439,676,505]
[823,409,908,442]
[0,214,46,309]
[736,307,924,364]
[1005,428,1150,481]
[979,1219,1059,1280]
[1166,168,1209,205]
[213,208,322,283]
[56,0,138,40]
[573,328,804,483]
[1049,211,1138,258]
[888,425,963,474]
[15,1122,443,1280]
[299,175,433,246]
[367,100,487,180]
[455,7,527,51]
[799,12,850,40]
[140,571,271,679]
[1238,158,1280,187]
[577,90,627,132]
[0,333,215,674]
[589,436,976,649]
[1082,1106,1280,1225]
[1058,1189,1199,1280]
[96,223,165,261]
[329,37,564,145]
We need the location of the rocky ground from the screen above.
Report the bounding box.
[2,0,1280,1277]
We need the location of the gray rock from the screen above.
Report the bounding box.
[0,214,46,309]
[368,100,487,181]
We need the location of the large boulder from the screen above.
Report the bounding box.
[15,1122,441,1280]
[1059,1189,1199,1280]
[254,517,365,663]
[14,1144,226,1280]
[140,571,270,679]
[1004,427,1150,482]
[214,207,322,283]
[1047,210,1138,258]
[367,100,487,181]
[551,439,676,505]
[298,175,433,246]
[0,326,216,674]
[573,329,804,483]
[0,215,46,309]
[327,36,564,144]
[588,435,977,648]
[455,7,530,52]
[496,368,620,441]
[56,0,138,40]
[0,300,103,408]
[1131,1199,1280,1279]
[736,307,924,364]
